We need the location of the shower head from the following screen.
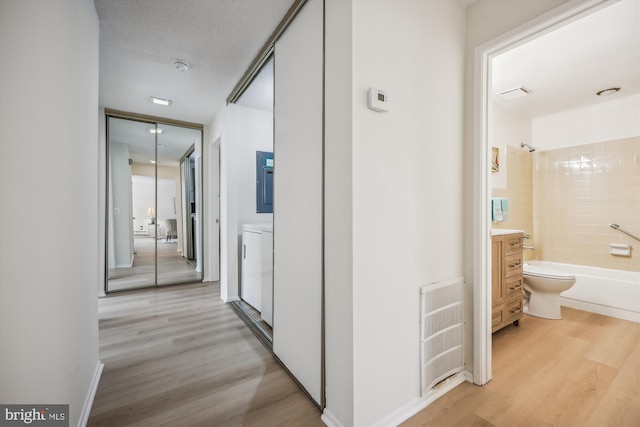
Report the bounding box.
[520,143,536,153]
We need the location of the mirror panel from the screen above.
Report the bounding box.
[106,117,203,292]
[156,124,202,286]
[107,117,156,291]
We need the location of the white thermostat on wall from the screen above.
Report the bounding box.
[368,87,389,112]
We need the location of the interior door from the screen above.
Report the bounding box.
[272,0,323,406]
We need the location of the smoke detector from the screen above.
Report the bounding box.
[173,59,190,72]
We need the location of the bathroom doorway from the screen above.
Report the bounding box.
[474,0,637,384]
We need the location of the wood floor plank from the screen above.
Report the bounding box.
[586,339,640,427]
[402,307,640,427]
[88,282,324,427]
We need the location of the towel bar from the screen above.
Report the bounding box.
[610,223,640,242]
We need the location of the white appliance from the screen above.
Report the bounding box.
[241,223,273,326]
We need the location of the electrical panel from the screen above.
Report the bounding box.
[256,151,273,213]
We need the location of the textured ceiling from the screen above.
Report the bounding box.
[95,1,638,126]
[237,56,274,112]
[492,0,639,119]
[94,0,294,125]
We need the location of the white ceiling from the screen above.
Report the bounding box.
[237,56,274,112]
[492,0,640,119]
[94,0,294,125]
[95,1,639,126]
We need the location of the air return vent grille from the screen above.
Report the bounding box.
[420,277,464,394]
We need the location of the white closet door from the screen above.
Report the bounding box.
[273,0,323,405]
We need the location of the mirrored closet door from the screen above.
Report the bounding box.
[106,115,203,292]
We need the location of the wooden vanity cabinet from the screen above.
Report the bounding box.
[491,232,524,332]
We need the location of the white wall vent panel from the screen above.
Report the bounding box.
[421,276,464,394]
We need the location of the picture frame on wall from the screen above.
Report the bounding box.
[491,147,499,172]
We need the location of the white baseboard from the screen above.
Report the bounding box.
[77,360,104,427]
[115,258,133,269]
[320,409,345,427]
[561,297,640,323]
[370,370,472,427]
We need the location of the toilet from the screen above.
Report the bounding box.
[523,263,576,320]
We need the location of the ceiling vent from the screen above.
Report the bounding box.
[498,87,532,100]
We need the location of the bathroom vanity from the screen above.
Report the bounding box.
[491,230,524,332]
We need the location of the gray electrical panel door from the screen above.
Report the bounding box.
[256,151,273,213]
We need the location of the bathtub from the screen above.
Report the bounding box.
[526,261,640,323]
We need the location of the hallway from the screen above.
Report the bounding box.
[108,236,201,291]
[88,282,324,427]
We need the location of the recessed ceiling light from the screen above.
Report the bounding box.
[173,59,190,72]
[596,87,620,97]
[149,128,163,134]
[498,87,532,100]
[150,96,172,106]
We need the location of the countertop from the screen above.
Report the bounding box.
[491,228,524,236]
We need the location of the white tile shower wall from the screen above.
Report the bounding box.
[533,137,640,272]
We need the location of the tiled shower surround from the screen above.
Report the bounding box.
[494,137,639,272]
[534,137,639,271]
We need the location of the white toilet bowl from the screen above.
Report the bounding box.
[523,263,576,320]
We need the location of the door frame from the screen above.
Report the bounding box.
[206,138,221,282]
[472,0,611,385]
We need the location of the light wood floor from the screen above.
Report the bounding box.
[89,284,639,427]
[402,307,640,427]
[88,282,324,427]
[108,236,202,291]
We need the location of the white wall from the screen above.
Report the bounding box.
[109,142,134,267]
[351,2,465,425]
[324,0,354,424]
[324,1,466,425]
[210,103,273,301]
[210,107,237,301]
[131,163,183,244]
[233,105,274,227]
[131,176,177,237]
[533,93,640,149]
[0,1,101,426]
[202,124,220,282]
[489,103,532,189]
